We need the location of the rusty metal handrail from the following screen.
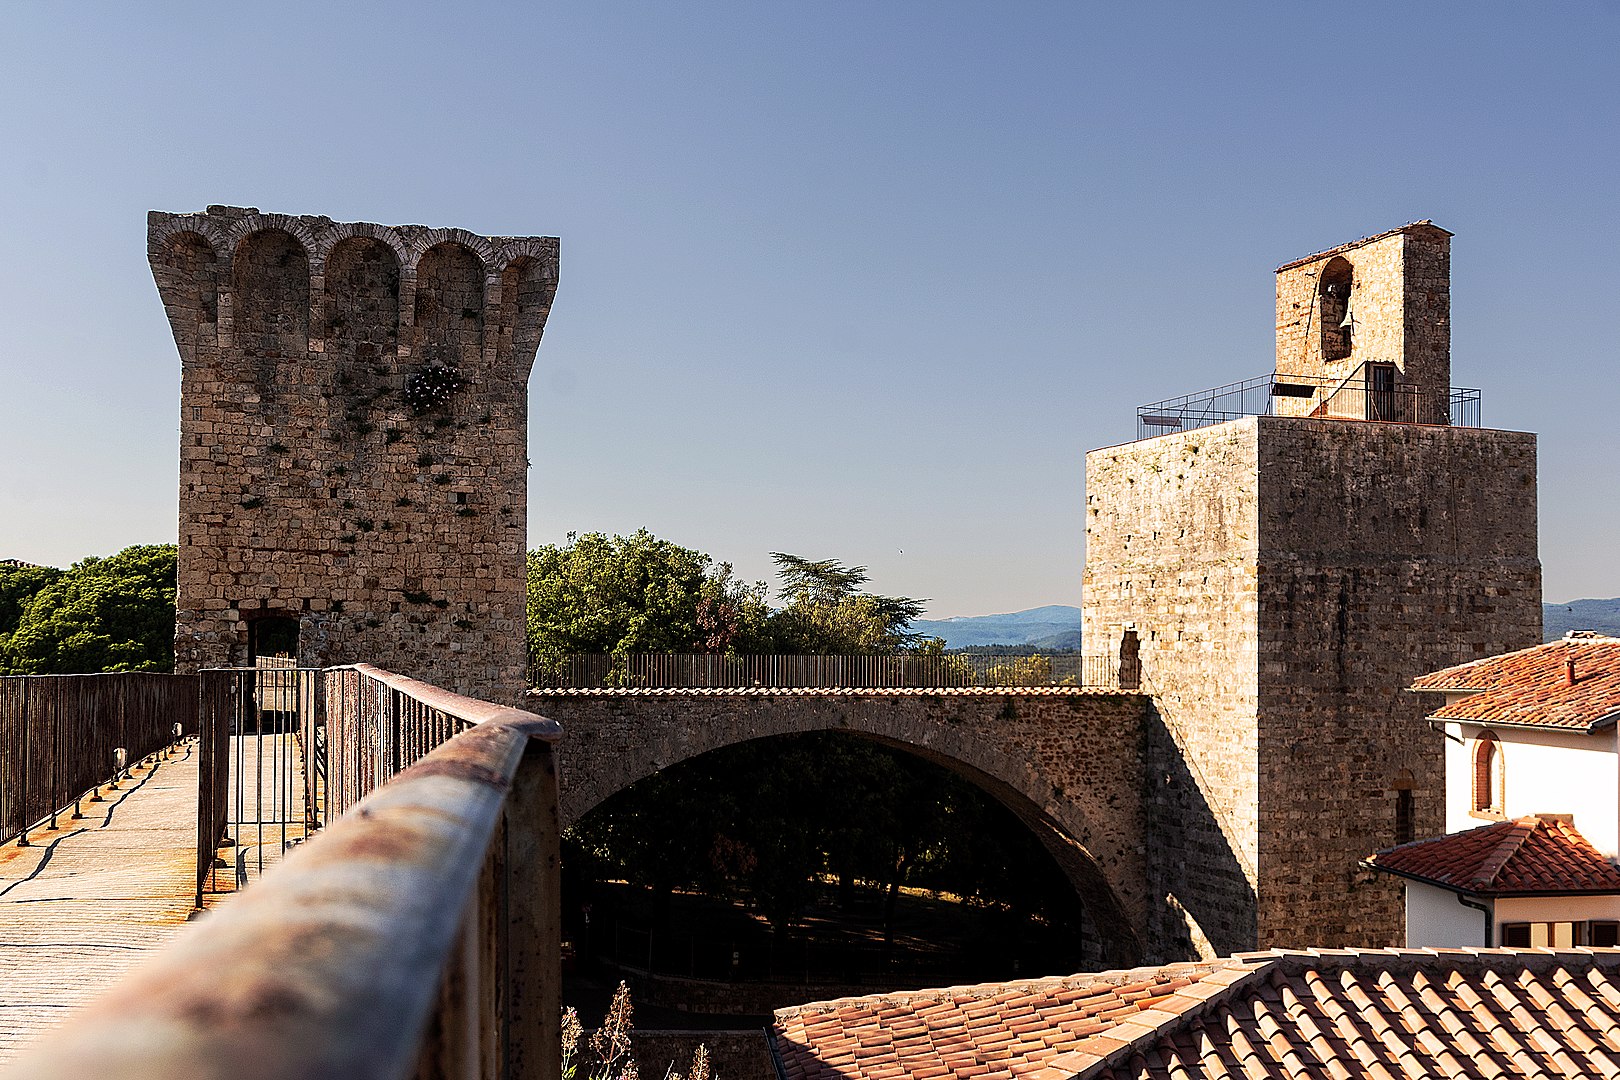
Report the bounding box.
[345,663,547,728]
[10,669,563,1080]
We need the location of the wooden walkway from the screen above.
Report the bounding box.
[0,741,200,1066]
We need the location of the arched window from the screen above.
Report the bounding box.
[1318,257,1354,363]
[1472,732,1502,814]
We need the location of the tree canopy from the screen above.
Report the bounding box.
[525,533,930,674]
[0,545,177,674]
[0,562,63,635]
[525,530,770,675]
[763,552,926,653]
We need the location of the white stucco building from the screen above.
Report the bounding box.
[1367,632,1620,947]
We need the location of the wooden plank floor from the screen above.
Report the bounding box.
[0,740,200,1066]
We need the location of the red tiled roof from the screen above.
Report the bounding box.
[1411,635,1620,731]
[772,949,1620,1080]
[771,964,1229,1080]
[1366,817,1620,895]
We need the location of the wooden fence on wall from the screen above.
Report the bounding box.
[0,672,196,846]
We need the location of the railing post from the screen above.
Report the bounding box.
[504,736,561,1080]
[17,679,30,846]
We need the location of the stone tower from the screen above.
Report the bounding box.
[150,206,558,701]
[1082,223,1541,956]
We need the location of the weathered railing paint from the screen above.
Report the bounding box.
[0,673,195,847]
[532,652,1121,690]
[10,665,563,1080]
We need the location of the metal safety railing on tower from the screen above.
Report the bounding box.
[1134,370,1481,441]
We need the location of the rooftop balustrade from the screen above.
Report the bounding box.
[1135,369,1482,441]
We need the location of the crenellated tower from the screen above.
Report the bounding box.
[149,206,558,701]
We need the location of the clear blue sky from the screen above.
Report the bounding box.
[1,3,1615,615]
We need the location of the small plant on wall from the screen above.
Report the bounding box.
[402,364,467,414]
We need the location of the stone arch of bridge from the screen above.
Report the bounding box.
[545,691,1149,967]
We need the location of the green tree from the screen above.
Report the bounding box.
[0,562,63,635]
[764,553,926,653]
[526,530,768,678]
[0,545,177,674]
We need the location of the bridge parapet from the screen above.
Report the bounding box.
[0,673,195,847]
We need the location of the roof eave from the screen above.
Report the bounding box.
[1363,860,1620,899]
[1424,713,1618,734]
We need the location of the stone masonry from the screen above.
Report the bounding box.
[1083,223,1541,953]
[150,207,557,702]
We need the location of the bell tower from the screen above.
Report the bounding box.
[1082,223,1540,958]
[1272,222,1453,423]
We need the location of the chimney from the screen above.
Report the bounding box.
[1566,658,1576,687]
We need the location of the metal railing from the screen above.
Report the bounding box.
[1135,370,1482,440]
[195,662,322,900]
[530,652,1126,689]
[194,663,535,903]
[0,672,195,847]
[17,663,564,1080]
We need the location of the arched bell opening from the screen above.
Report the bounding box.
[1318,256,1354,364]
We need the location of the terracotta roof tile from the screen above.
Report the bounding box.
[1411,635,1620,731]
[771,964,1227,1080]
[1366,816,1620,895]
[771,949,1620,1079]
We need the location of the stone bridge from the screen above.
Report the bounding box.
[531,686,1192,966]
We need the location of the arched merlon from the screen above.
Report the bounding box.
[147,207,559,381]
[530,687,1153,963]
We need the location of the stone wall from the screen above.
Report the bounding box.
[1082,422,1263,958]
[530,688,1160,965]
[637,1030,776,1080]
[150,206,557,702]
[1253,417,1541,946]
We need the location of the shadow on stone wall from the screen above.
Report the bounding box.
[1141,700,1257,960]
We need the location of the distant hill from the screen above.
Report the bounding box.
[914,599,1620,651]
[912,605,1082,650]
[1543,598,1620,642]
